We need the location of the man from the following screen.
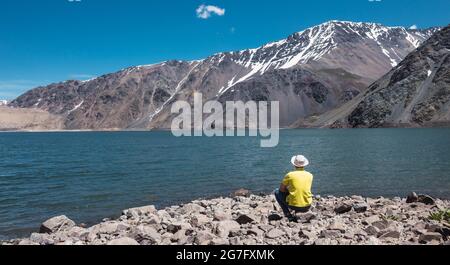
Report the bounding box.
[275,155,313,221]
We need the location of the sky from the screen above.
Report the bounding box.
[0,0,449,99]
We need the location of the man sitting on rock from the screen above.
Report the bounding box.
[275,155,314,221]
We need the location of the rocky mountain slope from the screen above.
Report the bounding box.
[7,21,438,130]
[2,192,449,245]
[296,24,450,128]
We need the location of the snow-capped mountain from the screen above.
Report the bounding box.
[9,21,440,130]
[0,100,8,106]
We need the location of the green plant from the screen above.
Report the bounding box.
[428,209,450,222]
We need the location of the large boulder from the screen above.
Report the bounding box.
[39,215,76,234]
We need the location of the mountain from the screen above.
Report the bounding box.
[0,100,7,106]
[297,24,450,128]
[8,21,439,130]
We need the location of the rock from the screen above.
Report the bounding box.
[232,189,251,197]
[334,204,352,214]
[211,238,229,245]
[123,205,157,219]
[18,239,39,246]
[215,220,241,238]
[320,230,341,239]
[91,222,119,235]
[247,227,264,237]
[107,237,140,245]
[235,214,256,225]
[417,195,435,205]
[171,229,188,244]
[195,231,215,245]
[179,203,204,214]
[366,236,382,245]
[167,223,183,234]
[295,212,316,223]
[30,233,55,245]
[266,228,285,239]
[379,230,401,239]
[406,192,419,203]
[372,220,389,231]
[39,215,76,234]
[326,221,346,232]
[268,213,283,222]
[363,215,381,225]
[190,215,210,227]
[132,225,161,244]
[353,203,368,213]
[67,226,90,239]
[364,226,380,236]
[419,232,442,244]
[213,211,230,221]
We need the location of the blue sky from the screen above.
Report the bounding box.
[0,0,449,99]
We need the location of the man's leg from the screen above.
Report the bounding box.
[274,189,292,217]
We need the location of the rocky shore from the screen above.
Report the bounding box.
[2,191,449,246]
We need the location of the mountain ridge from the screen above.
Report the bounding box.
[6,20,442,130]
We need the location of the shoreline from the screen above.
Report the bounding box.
[1,191,449,245]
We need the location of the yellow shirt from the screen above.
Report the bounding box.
[282,169,313,207]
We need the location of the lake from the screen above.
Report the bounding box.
[0,129,449,239]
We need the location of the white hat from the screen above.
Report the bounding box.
[291,155,309,168]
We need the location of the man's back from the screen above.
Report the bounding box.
[282,169,313,207]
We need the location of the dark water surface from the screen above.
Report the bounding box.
[1,129,449,239]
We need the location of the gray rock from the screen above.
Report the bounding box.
[320,230,341,239]
[379,230,401,239]
[123,205,157,219]
[364,226,380,236]
[353,203,368,213]
[419,232,442,243]
[179,203,204,214]
[372,220,389,231]
[91,222,120,235]
[213,211,230,221]
[334,204,352,214]
[406,192,419,203]
[195,231,215,245]
[235,214,256,225]
[232,189,251,197]
[211,238,229,245]
[132,225,161,244]
[417,195,435,205]
[266,228,285,239]
[190,215,210,227]
[363,215,381,225]
[30,233,55,245]
[295,212,316,223]
[215,220,241,238]
[39,215,76,234]
[268,213,283,221]
[107,237,140,245]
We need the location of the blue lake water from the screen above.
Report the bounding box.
[1,129,450,239]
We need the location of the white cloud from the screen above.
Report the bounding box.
[409,25,418,30]
[196,5,225,19]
